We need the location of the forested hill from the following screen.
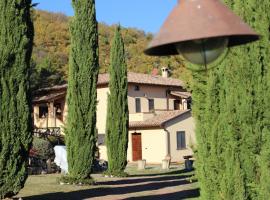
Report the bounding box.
[31,10,192,89]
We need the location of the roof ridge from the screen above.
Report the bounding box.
[35,72,185,93]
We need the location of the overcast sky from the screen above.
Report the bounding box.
[34,0,177,33]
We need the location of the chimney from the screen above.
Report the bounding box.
[151,68,159,76]
[161,67,170,78]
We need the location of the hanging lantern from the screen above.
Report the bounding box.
[144,0,259,66]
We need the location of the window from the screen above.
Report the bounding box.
[148,99,154,112]
[134,85,140,91]
[174,100,181,110]
[39,105,48,118]
[177,131,186,150]
[187,98,192,110]
[135,98,141,113]
[54,103,63,120]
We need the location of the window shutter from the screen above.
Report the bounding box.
[177,131,186,149]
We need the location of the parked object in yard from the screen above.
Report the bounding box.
[162,159,170,170]
[183,155,194,171]
[138,159,146,170]
[54,146,68,174]
[93,159,108,172]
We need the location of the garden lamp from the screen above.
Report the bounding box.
[144,0,259,66]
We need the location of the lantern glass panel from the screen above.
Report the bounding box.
[175,37,229,65]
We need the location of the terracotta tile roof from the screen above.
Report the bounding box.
[129,110,190,129]
[34,84,67,94]
[126,72,184,87]
[33,91,66,103]
[34,72,184,94]
[170,91,192,98]
[95,72,185,87]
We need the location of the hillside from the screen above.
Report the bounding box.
[31,10,192,89]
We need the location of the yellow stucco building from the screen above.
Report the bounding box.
[33,70,195,163]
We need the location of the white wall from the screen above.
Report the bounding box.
[96,87,109,134]
[128,84,179,113]
[100,129,167,164]
[165,112,196,162]
[127,129,167,163]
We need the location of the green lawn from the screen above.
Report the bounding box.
[17,164,199,200]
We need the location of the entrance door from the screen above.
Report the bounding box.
[132,133,142,161]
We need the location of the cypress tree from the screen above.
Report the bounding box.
[65,0,99,182]
[106,25,129,176]
[220,0,270,199]
[0,0,33,198]
[191,71,210,199]
[192,0,270,199]
[256,0,270,198]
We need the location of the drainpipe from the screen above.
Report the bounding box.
[163,127,171,160]
[166,89,170,111]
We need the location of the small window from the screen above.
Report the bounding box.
[187,98,192,110]
[54,103,63,120]
[174,100,181,110]
[135,98,141,113]
[148,99,154,112]
[98,134,105,146]
[39,105,48,118]
[134,85,140,91]
[177,131,186,150]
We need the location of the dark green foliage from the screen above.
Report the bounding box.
[106,26,129,176]
[65,0,99,182]
[193,0,270,199]
[58,175,95,185]
[258,128,270,199]
[31,137,54,160]
[0,0,34,198]
[46,135,65,146]
[30,57,65,90]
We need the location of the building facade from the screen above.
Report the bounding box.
[33,71,195,163]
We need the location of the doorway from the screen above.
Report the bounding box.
[132,133,142,161]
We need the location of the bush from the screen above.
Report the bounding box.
[31,137,54,160]
[58,176,95,185]
[103,170,128,178]
[47,135,65,146]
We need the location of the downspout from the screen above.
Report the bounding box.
[166,89,170,111]
[163,125,171,160]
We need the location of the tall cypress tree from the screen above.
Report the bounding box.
[0,0,33,198]
[256,0,270,198]
[191,71,211,199]
[66,0,99,182]
[106,25,129,176]
[192,0,270,199]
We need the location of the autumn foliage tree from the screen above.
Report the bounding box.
[31,10,191,90]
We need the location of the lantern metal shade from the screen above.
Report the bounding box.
[144,0,259,56]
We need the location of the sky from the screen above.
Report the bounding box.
[34,0,178,33]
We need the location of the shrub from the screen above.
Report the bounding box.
[58,176,95,185]
[31,137,54,160]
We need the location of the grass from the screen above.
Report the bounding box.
[17,174,94,197]
[16,164,199,200]
[125,163,185,175]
